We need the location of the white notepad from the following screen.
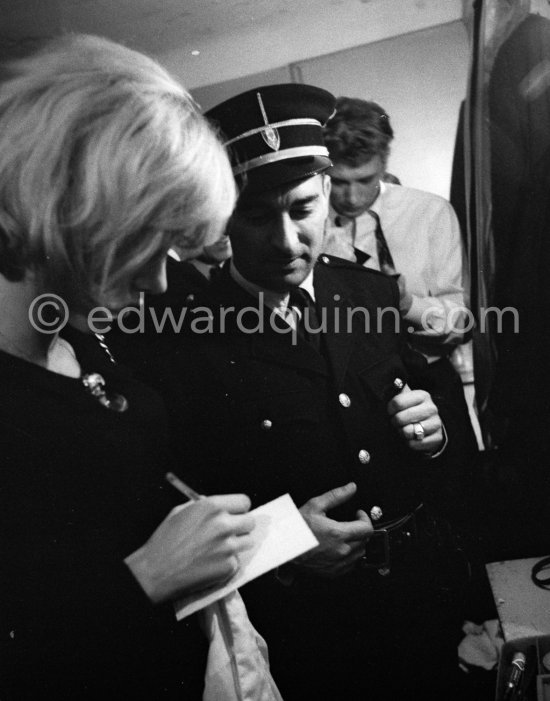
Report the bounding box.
[175,493,318,620]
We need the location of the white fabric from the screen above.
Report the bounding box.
[201,591,284,701]
[324,181,468,360]
[458,619,503,671]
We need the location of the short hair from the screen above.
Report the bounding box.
[0,33,235,310]
[323,96,394,167]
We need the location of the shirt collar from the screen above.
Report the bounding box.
[190,258,215,279]
[300,270,315,302]
[230,260,316,312]
[167,248,181,261]
[368,179,386,217]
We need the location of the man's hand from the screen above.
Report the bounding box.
[295,482,373,578]
[125,494,255,604]
[387,384,444,454]
[395,273,413,314]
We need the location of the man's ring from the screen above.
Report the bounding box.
[413,422,425,441]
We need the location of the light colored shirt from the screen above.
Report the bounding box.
[229,261,315,330]
[324,181,468,361]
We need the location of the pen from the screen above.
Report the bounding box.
[165,472,203,501]
[503,651,526,701]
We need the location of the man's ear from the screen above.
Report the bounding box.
[322,173,332,199]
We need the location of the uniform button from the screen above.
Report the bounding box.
[370,506,383,521]
[261,419,273,430]
[358,449,371,464]
[393,377,404,390]
[320,255,330,264]
[338,392,351,408]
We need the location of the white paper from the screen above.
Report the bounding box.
[175,493,318,620]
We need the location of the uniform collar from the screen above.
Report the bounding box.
[229,260,316,313]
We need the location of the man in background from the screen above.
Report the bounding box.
[323,96,476,449]
[106,234,232,367]
[177,233,232,289]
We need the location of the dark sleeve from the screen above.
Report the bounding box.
[0,423,206,698]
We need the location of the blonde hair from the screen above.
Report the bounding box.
[0,33,235,309]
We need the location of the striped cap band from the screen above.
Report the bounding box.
[232,145,329,176]
[224,118,322,147]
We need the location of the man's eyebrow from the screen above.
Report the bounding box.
[237,193,320,212]
[292,194,319,206]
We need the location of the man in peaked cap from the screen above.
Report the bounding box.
[206,83,335,194]
[145,84,472,700]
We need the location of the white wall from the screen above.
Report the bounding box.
[189,21,469,200]
[160,0,463,90]
[295,21,469,198]
[192,66,292,113]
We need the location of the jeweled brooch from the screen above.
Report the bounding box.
[82,372,128,413]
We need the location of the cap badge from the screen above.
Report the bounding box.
[256,91,280,152]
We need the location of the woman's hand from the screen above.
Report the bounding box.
[125,494,255,603]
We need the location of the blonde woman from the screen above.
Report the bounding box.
[0,34,255,697]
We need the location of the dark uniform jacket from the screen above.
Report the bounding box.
[148,254,462,520]
[141,255,470,700]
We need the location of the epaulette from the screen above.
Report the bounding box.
[316,253,388,278]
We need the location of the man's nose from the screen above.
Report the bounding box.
[346,184,361,205]
[271,214,299,253]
